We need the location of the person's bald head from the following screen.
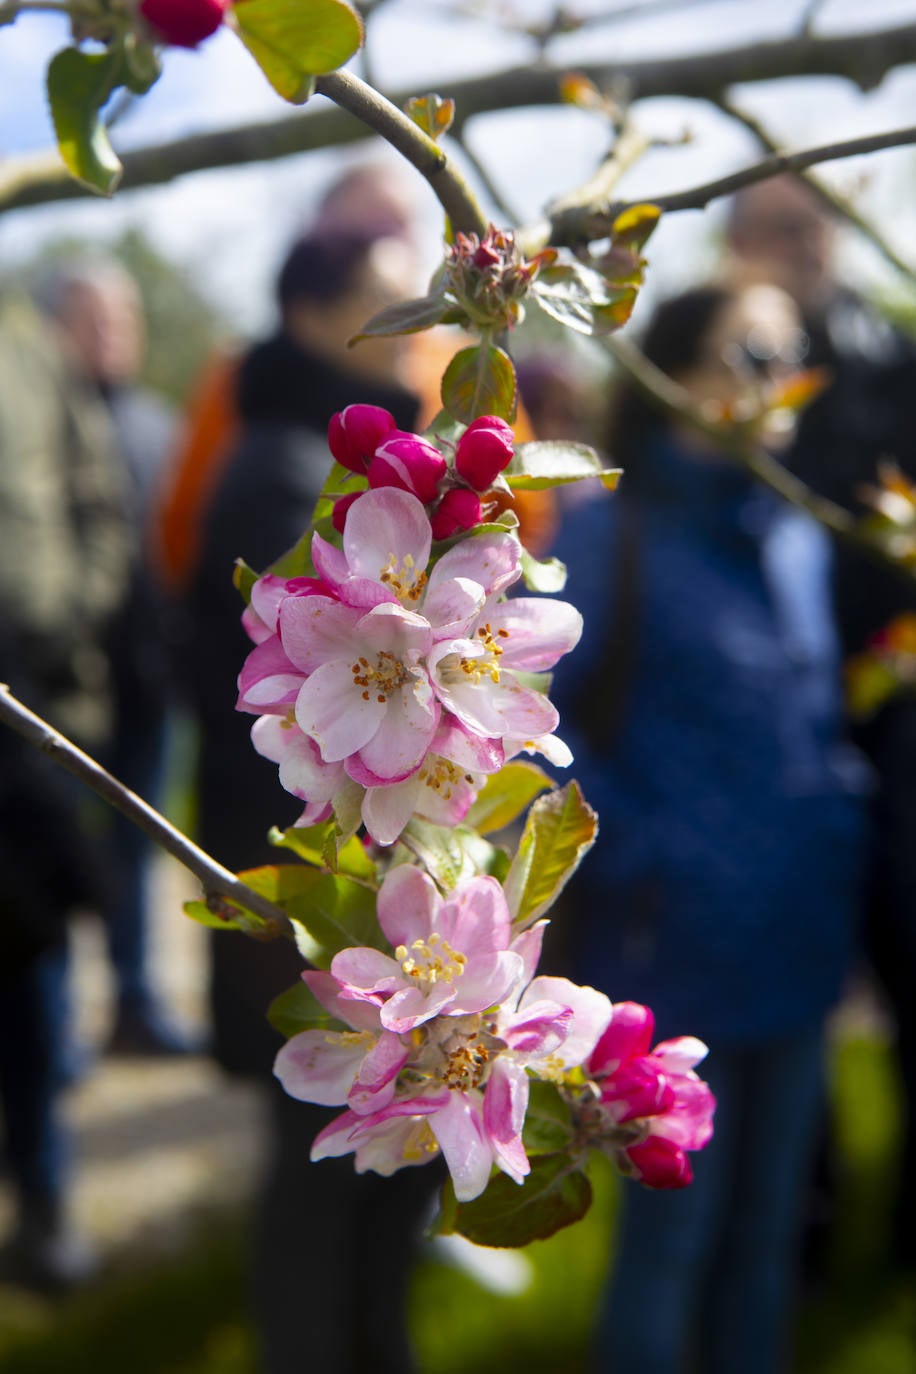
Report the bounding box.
[726,176,835,311]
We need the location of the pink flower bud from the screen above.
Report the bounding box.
[140,0,229,47]
[328,405,397,475]
[369,433,447,504]
[430,488,482,539]
[332,491,363,534]
[455,416,515,491]
[626,1137,693,1189]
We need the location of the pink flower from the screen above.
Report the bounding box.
[140,0,228,46]
[455,416,515,491]
[331,867,523,1032]
[236,489,579,840]
[586,1003,715,1189]
[279,911,612,1201]
[430,488,482,540]
[369,433,448,504]
[328,405,397,474]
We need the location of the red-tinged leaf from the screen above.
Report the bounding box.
[611,203,662,252]
[404,93,455,140]
[441,343,517,425]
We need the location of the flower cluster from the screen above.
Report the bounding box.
[139,0,229,47]
[442,227,557,332]
[237,420,581,846]
[275,868,613,1200]
[583,1002,715,1188]
[328,405,515,539]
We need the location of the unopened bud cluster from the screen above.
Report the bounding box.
[328,405,516,539]
[442,227,557,332]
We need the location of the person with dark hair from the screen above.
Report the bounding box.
[550,282,868,1373]
[184,216,429,1374]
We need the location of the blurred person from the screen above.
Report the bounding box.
[153,161,555,596]
[40,260,194,1056]
[516,349,604,446]
[550,282,869,1374]
[0,291,129,1290]
[728,177,916,1274]
[185,220,433,1374]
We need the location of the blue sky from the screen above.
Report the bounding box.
[1,0,915,331]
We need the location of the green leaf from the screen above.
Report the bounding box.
[464,762,553,835]
[233,557,258,605]
[533,261,634,338]
[270,822,377,883]
[46,46,123,196]
[520,547,567,592]
[423,409,466,447]
[435,1153,592,1247]
[400,820,506,891]
[506,440,621,492]
[611,202,661,253]
[234,0,363,102]
[267,978,337,1038]
[522,1080,575,1156]
[441,343,517,425]
[277,869,386,967]
[404,93,455,140]
[350,293,450,344]
[503,782,598,929]
[122,34,161,95]
[183,897,269,935]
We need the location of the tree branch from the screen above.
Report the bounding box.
[605,335,914,576]
[0,684,296,939]
[716,95,916,288]
[1,19,915,216]
[547,123,916,248]
[314,69,488,236]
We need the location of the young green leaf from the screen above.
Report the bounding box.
[434,1153,592,1247]
[506,440,621,491]
[464,761,553,835]
[46,46,123,196]
[503,782,598,929]
[520,548,568,593]
[267,978,338,1038]
[441,343,517,425]
[522,1080,576,1155]
[270,822,377,883]
[233,0,363,103]
[350,293,450,344]
[404,93,456,140]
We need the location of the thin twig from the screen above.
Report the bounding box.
[0,684,296,939]
[717,95,916,287]
[314,69,488,237]
[547,122,916,248]
[605,335,913,576]
[2,19,916,216]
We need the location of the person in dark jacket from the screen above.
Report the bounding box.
[186,220,432,1374]
[728,177,916,1272]
[551,282,869,1374]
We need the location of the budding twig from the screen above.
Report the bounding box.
[605,335,916,580]
[0,684,296,939]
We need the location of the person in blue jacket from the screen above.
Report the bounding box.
[550,282,869,1374]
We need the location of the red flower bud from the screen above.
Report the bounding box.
[430,488,482,539]
[454,416,515,490]
[328,404,397,475]
[332,491,363,534]
[140,0,229,47]
[369,433,447,505]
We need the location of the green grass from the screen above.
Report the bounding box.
[1,1036,914,1374]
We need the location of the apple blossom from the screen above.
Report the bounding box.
[327,404,397,474]
[585,1002,716,1189]
[276,897,613,1201]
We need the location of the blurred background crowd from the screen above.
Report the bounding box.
[2,67,916,1374]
